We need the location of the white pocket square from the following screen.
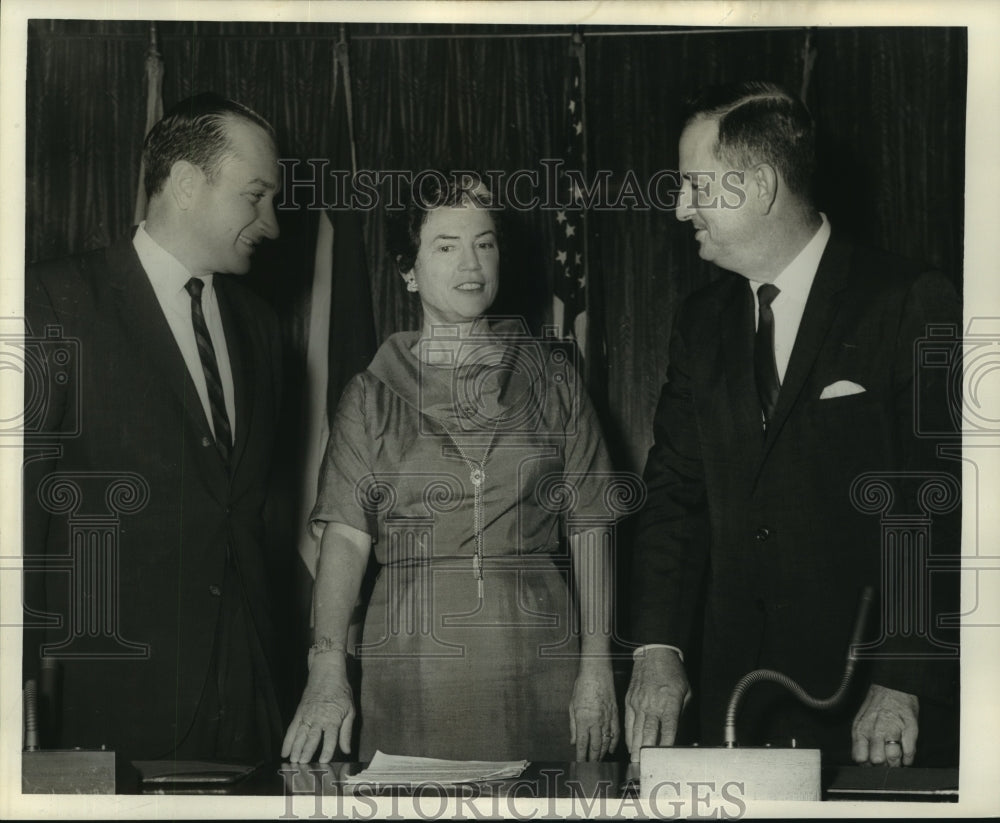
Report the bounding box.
[820,380,866,399]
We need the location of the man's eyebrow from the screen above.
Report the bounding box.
[430,230,497,242]
[247,177,278,190]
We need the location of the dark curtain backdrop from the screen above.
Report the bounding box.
[25,23,966,710]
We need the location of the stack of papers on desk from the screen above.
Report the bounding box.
[345,751,529,785]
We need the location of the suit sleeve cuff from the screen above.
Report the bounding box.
[633,643,684,663]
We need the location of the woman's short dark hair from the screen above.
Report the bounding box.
[385,171,501,274]
[142,92,275,199]
[683,81,816,200]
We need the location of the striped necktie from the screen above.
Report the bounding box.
[754,283,781,430]
[185,277,232,463]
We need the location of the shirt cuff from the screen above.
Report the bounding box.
[633,643,684,663]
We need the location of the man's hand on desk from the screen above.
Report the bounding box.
[624,647,691,761]
[851,683,919,768]
[281,653,355,764]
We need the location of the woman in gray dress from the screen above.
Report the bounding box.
[282,174,620,764]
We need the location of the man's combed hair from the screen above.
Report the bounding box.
[142,92,275,199]
[684,81,816,200]
[386,171,501,275]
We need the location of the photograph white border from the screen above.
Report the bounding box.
[2,1,998,818]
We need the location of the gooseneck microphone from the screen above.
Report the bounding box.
[723,586,875,747]
[23,679,40,751]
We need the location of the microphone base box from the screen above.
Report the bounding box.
[640,745,821,801]
[21,749,116,794]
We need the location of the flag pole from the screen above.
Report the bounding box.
[296,38,342,579]
[133,22,164,225]
[337,23,359,177]
[298,25,374,580]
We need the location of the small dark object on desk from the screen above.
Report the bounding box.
[22,749,116,794]
[825,766,959,801]
[133,759,260,785]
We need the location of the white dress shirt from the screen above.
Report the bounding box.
[133,223,236,442]
[750,213,832,382]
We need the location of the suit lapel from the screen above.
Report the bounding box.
[719,277,764,448]
[105,236,228,478]
[755,233,854,474]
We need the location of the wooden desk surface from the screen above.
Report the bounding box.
[126,759,958,803]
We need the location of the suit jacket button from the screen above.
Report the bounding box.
[200,436,212,448]
[208,585,221,596]
[755,526,771,542]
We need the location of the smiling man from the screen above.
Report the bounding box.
[625,82,961,768]
[23,93,286,764]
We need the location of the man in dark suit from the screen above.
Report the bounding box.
[625,82,960,767]
[23,93,285,763]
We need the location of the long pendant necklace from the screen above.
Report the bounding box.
[441,426,498,601]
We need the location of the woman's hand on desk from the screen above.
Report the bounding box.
[281,653,355,764]
[569,660,620,762]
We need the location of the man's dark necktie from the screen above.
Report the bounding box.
[185,277,232,463]
[754,283,781,429]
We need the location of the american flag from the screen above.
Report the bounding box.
[552,37,587,355]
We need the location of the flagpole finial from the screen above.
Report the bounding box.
[336,23,349,64]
